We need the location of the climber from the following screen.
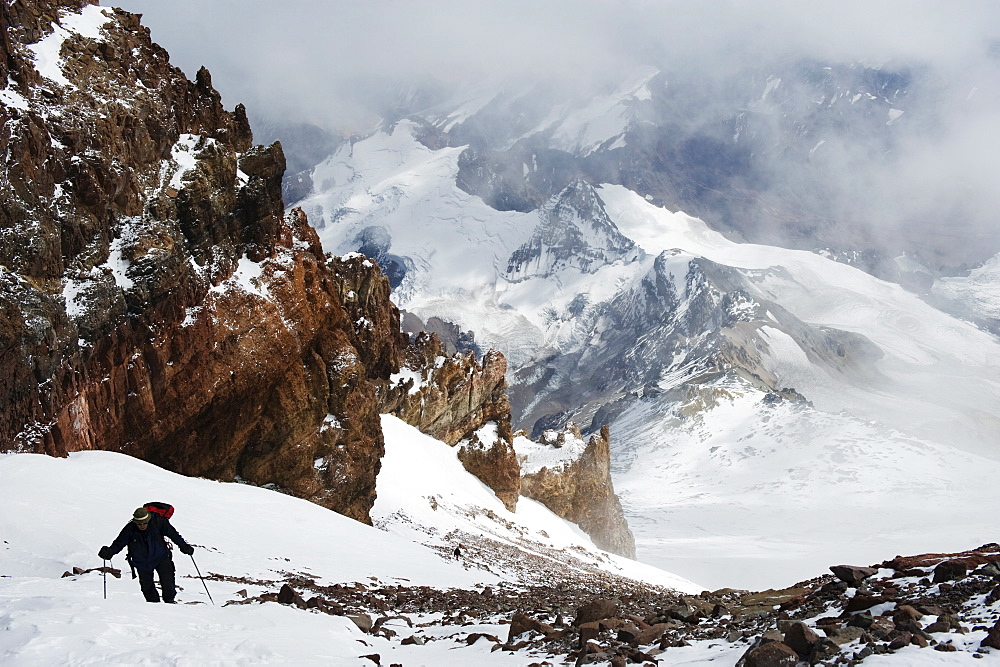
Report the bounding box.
[98,506,194,603]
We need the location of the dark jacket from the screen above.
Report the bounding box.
[106,514,190,570]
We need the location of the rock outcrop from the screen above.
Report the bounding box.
[0,0,397,522]
[377,332,521,510]
[517,423,636,558]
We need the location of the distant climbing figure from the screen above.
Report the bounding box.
[98,506,194,603]
[454,544,462,560]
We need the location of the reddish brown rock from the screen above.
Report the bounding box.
[893,605,923,623]
[739,640,799,666]
[377,333,521,510]
[380,334,512,446]
[519,423,635,558]
[507,611,554,642]
[625,623,671,646]
[882,545,1000,572]
[456,434,521,512]
[782,621,819,657]
[0,1,391,523]
[578,621,600,646]
[844,595,887,612]
[574,598,619,626]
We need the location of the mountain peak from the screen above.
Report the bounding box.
[506,179,638,282]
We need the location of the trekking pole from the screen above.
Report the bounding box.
[190,554,214,605]
[103,559,107,600]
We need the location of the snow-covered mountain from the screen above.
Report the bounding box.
[5,1,1000,663]
[404,61,975,270]
[294,116,1000,591]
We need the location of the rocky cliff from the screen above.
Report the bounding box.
[0,0,397,521]
[516,423,636,558]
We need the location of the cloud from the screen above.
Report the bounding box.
[107,0,1000,265]
[108,1,650,126]
[109,1,998,121]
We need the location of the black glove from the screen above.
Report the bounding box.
[98,546,112,560]
[179,543,194,556]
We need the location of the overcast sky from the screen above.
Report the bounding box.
[105,1,1000,265]
[106,1,1000,128]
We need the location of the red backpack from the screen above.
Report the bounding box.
[143,501,174,520]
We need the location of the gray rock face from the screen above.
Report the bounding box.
[506,180,639,282]
[509,247,878,438]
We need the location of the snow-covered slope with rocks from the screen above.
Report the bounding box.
[6,420,997,665]
[295,120,1000,592]
[0,416,697,665]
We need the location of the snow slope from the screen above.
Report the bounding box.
[0,417,698,665]
[613,383,1000,590]
[933,252,1000,322]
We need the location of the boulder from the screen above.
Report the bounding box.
[933,560,968,583]
[887,632,912,650]
[809,638,841,663]
[844,595,887,612]
[827,625,865,646]
[847,612,874,629]
[867,617,896,640]
[507,611,554,642]
[619,623,670,646]
[924,619,950,633]
[574,598,619,626]
[578,622,601,646]
[276,584,306,609]
[829,564,878,585]
[738,641,799,666]
[983,619,1000,650]
[782,622,818,656]
[893,605,923,623]
[349,614,374,633]
[633,623,672,646]
[976,562,1000,578]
